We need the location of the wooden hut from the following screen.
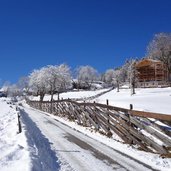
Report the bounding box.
[136,59,168,87]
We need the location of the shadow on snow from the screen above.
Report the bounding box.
[20,109,60,171]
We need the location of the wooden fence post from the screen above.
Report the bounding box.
[50,101,53,114]
[128,104,133,126]
[17,111,22,134]
[56,102,58,114]
[39,101,42,110]
[130,104,133,110]
[106,99,109,106]
[106,99,110,131]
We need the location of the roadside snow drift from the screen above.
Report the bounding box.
[0,98,30,171]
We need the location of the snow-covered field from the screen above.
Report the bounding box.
[0,98,30,171]
[30,88,109,101]
[94,87,171,115]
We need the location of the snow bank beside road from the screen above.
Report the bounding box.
[0,98,30,171]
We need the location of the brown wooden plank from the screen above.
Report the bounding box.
[128,116,171,147]
[131,110,171,121]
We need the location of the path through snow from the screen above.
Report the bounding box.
[20,105,159,171]
[21,109,60,171]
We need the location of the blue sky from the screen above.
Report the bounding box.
[0,0,171,84]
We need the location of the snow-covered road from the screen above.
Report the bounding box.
[20,105,158,171]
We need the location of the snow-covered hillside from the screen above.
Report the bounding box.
[30,88,110,101]
[94,87,171,115]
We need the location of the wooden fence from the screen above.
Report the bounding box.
[27,99,171,156]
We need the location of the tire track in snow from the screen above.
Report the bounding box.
[46,119,158,171]
[46,119,124,170]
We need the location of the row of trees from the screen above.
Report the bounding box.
[3,59,137,99]
[2,65,100,101]
[30,61,138,97]
[1,32,170,99]
[101,58,137,94]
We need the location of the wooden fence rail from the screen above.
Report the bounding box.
[26,99,171,156]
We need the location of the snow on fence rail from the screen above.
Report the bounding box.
[26,99,171,157]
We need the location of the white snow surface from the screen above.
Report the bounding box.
[0,98,30,171]
[93,87,171,115]
[30,88,109,101]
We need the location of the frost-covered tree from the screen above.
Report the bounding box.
[1,81,10,96]
[17,76,30,95]
[45,64,71,101]
[7,84,21,98]
[103,66,129,90]
[29,68,47,101]
[76,65,98,89]
[103,69,115,85]
[29,64,72,101]
[127,58,138,95]
[120,60,131,83]
[112,69,122,92]
[147,33,171,81]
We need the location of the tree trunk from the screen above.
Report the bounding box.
[117,80,119,92]
[39,93,45,110]
[131,82,136,95]
[50,91,54,102]
[40,93,45,102]
[50,91,54,113]
[167,67,171,87]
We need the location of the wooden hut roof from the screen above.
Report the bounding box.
[136,59,161,68]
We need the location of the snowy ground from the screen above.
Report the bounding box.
[94,87,171,115]
[30,88,109,101]
[0,98,30,171]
